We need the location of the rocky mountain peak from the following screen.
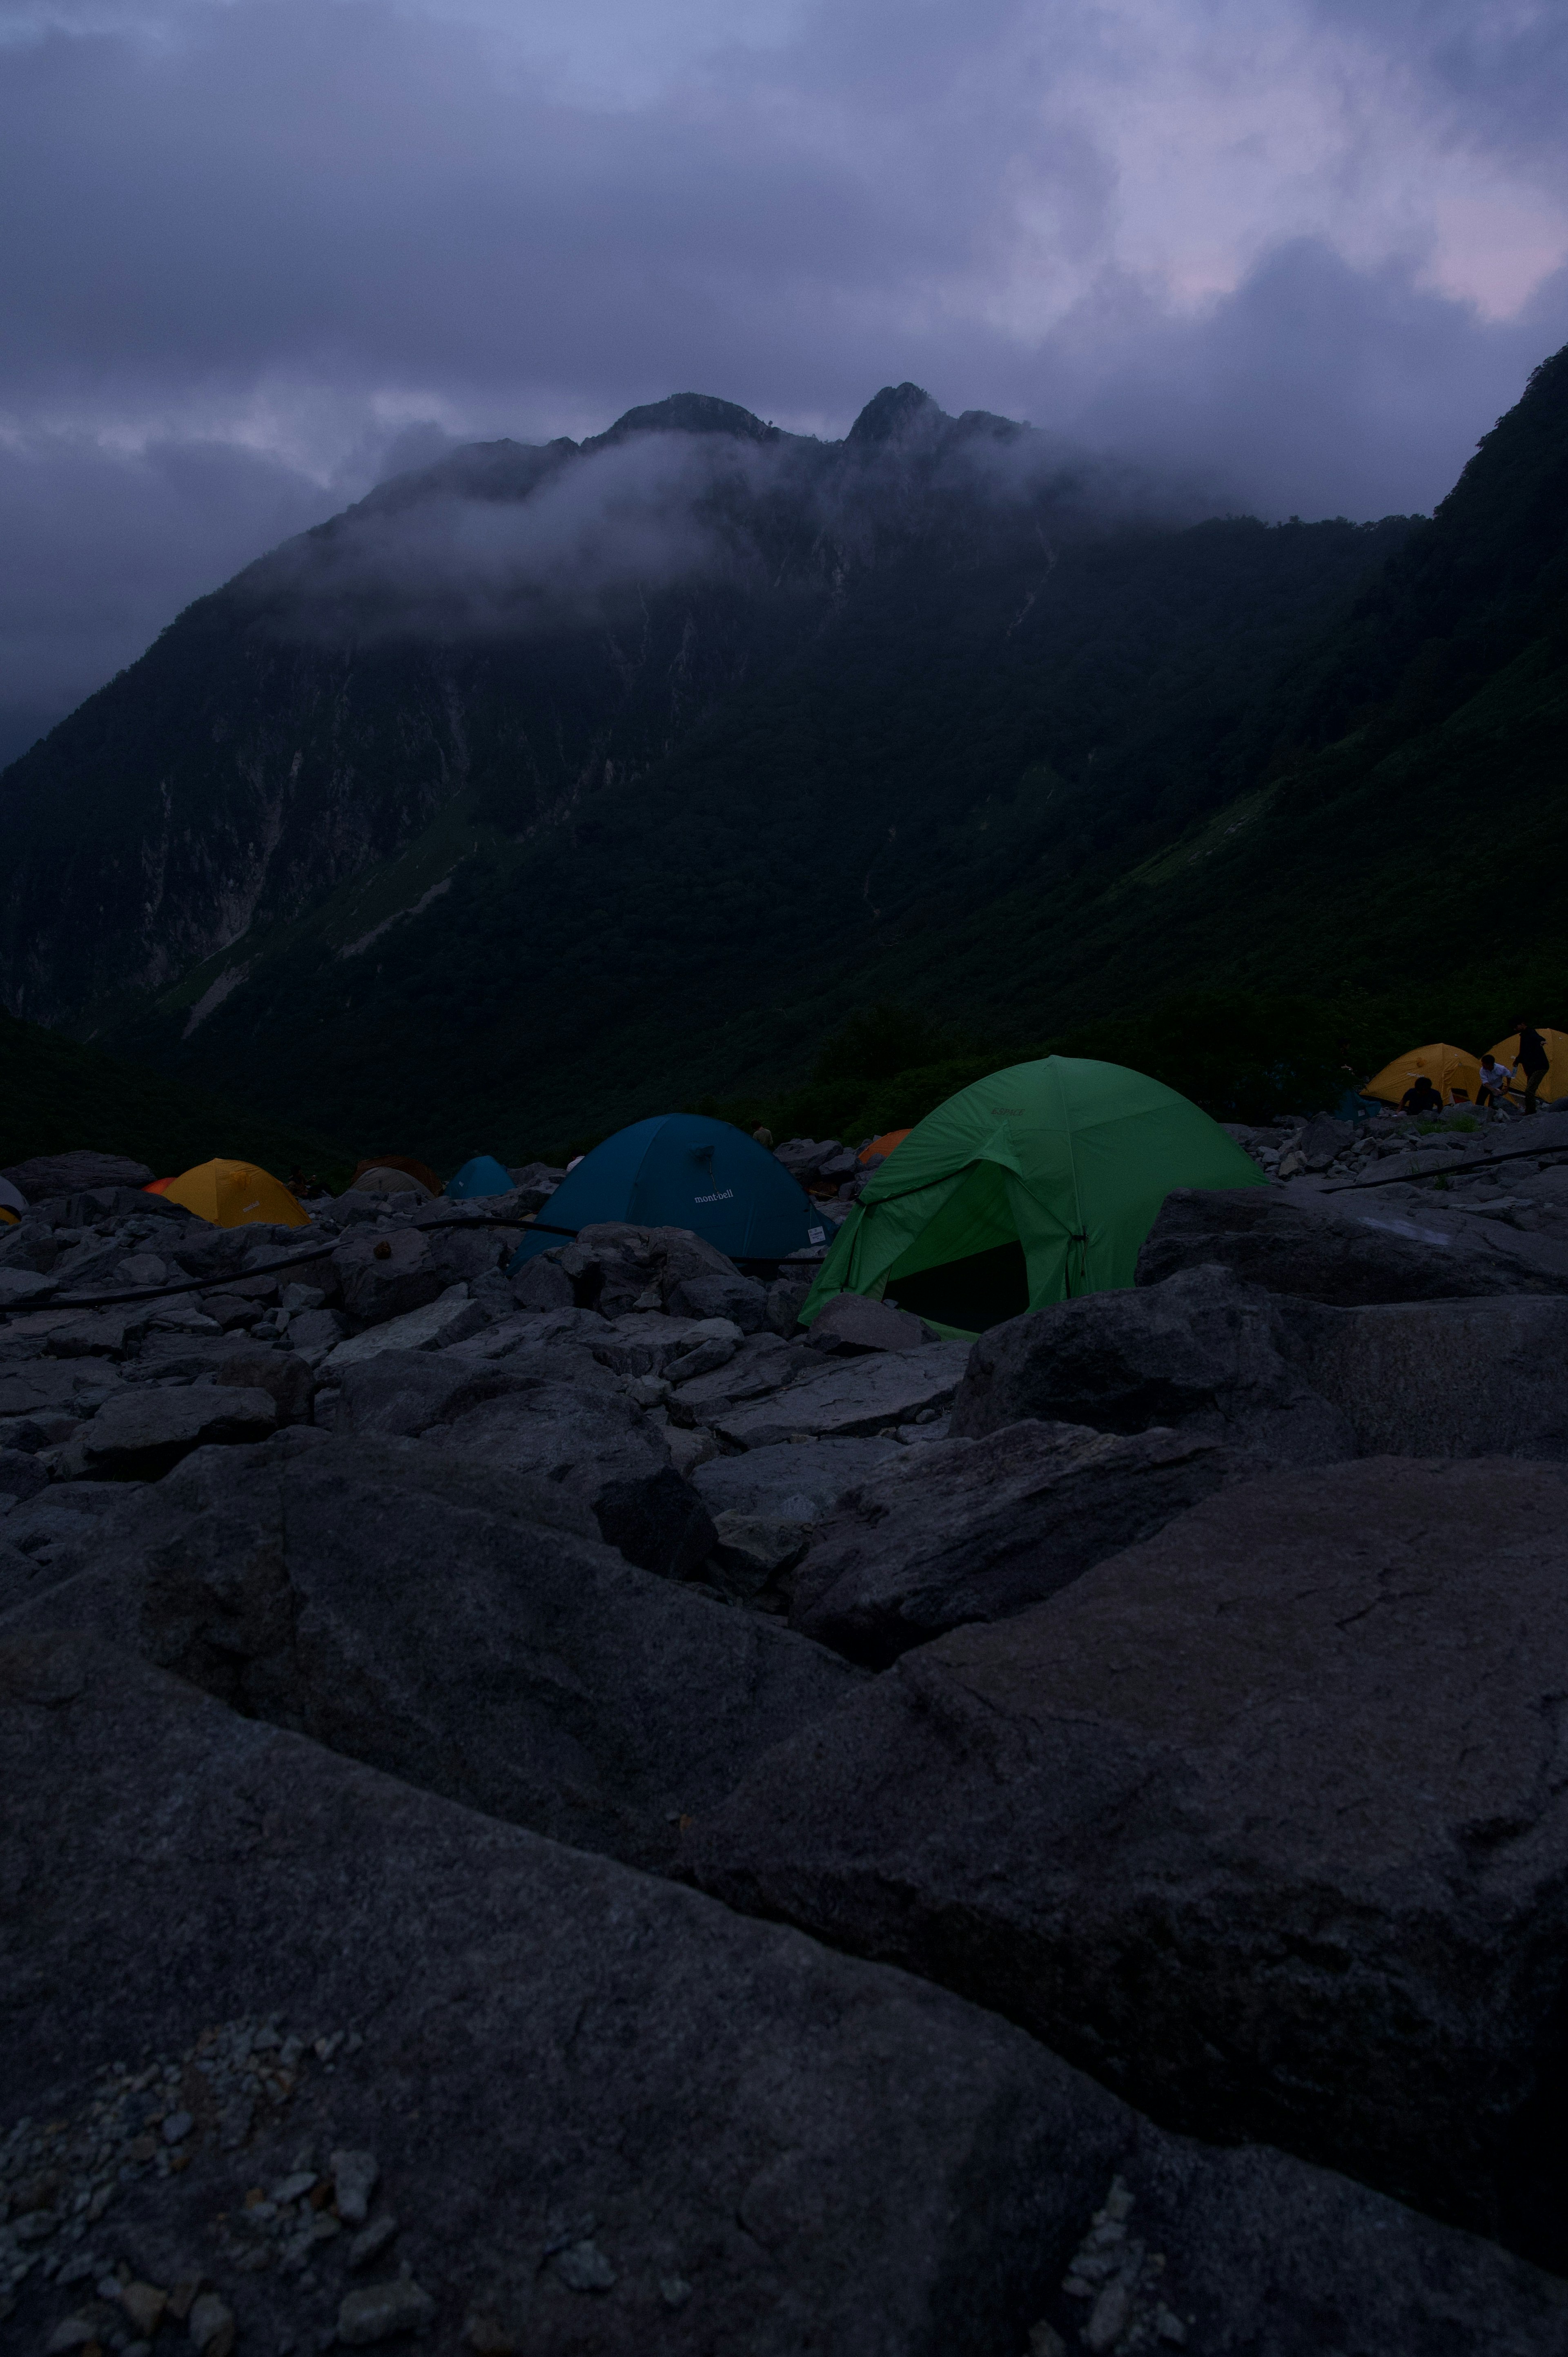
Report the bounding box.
[846,382,948,448]
[589,392,779,448]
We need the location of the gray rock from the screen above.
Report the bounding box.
[331,2148,379,2225]
[287,1305,348,1352]
[9,1630,1564,2357]
[717,1342,972,1449]
[805,1294,934,1355]
[11,1435,853,1873]
[348,2216,399,2270]
[0,1268,57,1307]
[0,1482,145,1618]
[332,1353,711,1576]
[789,1420,1230,1666]
[693,1438,902,1521]
[557,1223,769,1332]
[323,1285,488,1369]
[686,1456,1568,2267]
[764,1276,813,1335]
[668,1333,817,1420]
[665,1269,770,1331]
[0,1362,124,1420]
[212,1349,316,1427]
[708,1511,814,1602]
[773,1138,844,1182]
[949,1267,1352,1467]
[2,1151,154,1201]
[2,1304,151,1359]
[332,1226,499,1329]
[336,2277,434,2343]
[54,1384,277,1481]
[0,1445,48,1503]
[1138,1187,1568,1303]
[593,1312,740,1380]
[1290,1295,1568,1460]
[432,1384,714,1577]
[1295,1113,1355,1168]
[553,2239,616,2292]
[507,1161,565,1210]
[509,1253,576,1312]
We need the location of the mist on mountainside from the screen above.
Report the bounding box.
[5,338,1563,1164]
[238,388,1221,648]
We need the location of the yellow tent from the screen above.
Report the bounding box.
[1488,1029,1568,1103]
[1363,1043,1482,1107]
[163,1158,308,1229]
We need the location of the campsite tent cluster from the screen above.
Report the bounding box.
[14,1028,1550,1333]
[1363,1029,1567,1109]
[3,1062,1266,1338]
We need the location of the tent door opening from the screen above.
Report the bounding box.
[888,1239,1031,1333]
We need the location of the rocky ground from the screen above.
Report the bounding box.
[5,1118,1568,2354]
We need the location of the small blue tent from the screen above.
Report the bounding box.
[507,1114,829,1270]
[447,1154,514,1201]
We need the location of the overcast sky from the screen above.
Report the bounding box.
[3,0,1566,754]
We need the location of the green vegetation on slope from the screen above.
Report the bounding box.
[4,351,1564,1163]
[0,1006,352,1184]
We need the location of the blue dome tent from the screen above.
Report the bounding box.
[447,1154,514,1201]
[507,1114,829,1271]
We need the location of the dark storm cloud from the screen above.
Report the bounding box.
[2,0,1566,730]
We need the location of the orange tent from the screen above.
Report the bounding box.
[1488,1028,1568,1103]
[162,1159,308,1229]
[859,1128,911,1165]
[1363,1044,1482,1108]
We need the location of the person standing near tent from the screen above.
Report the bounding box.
[1513,1019,1550,1115]
[1400,1075,1443,1116]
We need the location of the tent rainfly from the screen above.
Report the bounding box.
[162,1159,308,1229]
[1362,1044,1483,1107]
[507,1114,827,1271]
[446,1154,514,1201]
[801,1055,1265,1337]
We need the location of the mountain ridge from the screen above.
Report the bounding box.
[2,355,1561,1161]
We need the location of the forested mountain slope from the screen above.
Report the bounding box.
[4,352,1560,1161]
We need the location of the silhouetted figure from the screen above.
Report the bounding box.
[1513,1019,1550,1115]
[1400,1075,1443,1116]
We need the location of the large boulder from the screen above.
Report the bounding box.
[9,1435,855,1875]
[8,1637,1566,2355]
[789,1420,1230,1666]
[1,1151,154,1201]
[321,1283,490,1367]
[685,1458,1568,2268]
[717,1341,972,1449]
[211,1348,315,1426]
[950,1265,1352,1465]
[0,1483,144,1617]
[668,1332,819,1423]
[332,1224,504,1329]
[1295,1295,1568,1460]
[333,1356,713,1576]
[805,1293,936,1354]
[1138,1186,1568,1303]
[693,1437,902,1521]
[0,1445,47,1504]
[54,1384,278,1481]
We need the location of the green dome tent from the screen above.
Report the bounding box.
[801,1055,1266,1336]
